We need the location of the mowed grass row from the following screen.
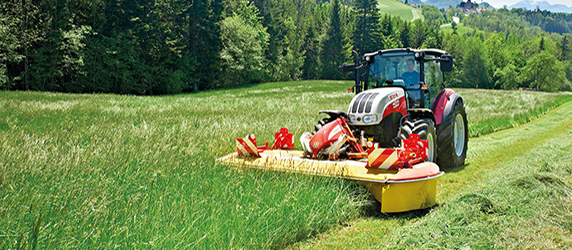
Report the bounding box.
[1,81,570,248]
[382,100,572,249]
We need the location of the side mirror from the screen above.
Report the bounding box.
[440,55,453,72]
[339,63,356,72]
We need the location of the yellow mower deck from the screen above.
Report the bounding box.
[217,149,443,213]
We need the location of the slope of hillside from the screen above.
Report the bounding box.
[377,0,424,21]
[423,0,459,9]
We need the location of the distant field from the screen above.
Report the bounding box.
[1,81,570,248]
[377,0,423,21]
[440,22,474,35]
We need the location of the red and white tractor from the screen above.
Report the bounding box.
[304,48,468,169]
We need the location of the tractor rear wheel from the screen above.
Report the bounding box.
[436,99,468,168]
[400,118,437,162]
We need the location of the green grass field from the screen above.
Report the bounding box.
[377,0,423,22]
[440,22,474,35]
[1,81,571,248]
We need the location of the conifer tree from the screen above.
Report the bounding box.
[189,0,223,91]
[321,0,346,80]
[352,0,382,54]
[400,21,412,48]
[302,23,320,80]
[560,35,571,61]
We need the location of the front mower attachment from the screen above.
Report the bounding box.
[236,128,295,157]
[221,128,443,213]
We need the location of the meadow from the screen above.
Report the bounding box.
[377,0,422,22]
[1,81,571,249]
[440,21,474,35]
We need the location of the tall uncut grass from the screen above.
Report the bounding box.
[458,88,572,137]
[1,81,570,248]
[0,82,371,249]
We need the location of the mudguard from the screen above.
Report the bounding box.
[431,88,462,125]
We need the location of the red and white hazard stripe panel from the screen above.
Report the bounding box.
[366,148,399,169]
[236,134,260,157]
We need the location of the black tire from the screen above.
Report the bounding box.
[312,111,347,134]
[400,118,437,162]
[312,118,330,135]
[436,99,468,169]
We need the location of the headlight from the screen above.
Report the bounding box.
[362,114,379,124]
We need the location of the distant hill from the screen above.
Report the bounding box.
[421,0,494,9]
[422,0,459,9]
[377,0,423,21]
[508,0,572,13]
[404,0,424,4]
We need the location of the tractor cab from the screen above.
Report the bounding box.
[357,48,453,109]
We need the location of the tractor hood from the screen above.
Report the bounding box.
[347,87,407,126]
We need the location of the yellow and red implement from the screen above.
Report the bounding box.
[219,128,443,213]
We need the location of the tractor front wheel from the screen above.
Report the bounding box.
[400,118,437,162]
[436,99,468,168]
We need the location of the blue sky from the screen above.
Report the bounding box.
[483,0,571,9]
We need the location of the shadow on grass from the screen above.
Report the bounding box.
[441,162,469,173]
[359,195,436,220]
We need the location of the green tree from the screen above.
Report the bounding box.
[484,32,509,88]
[27,0,74,91]
[380,14,392,37]
[461,37,493,88]
[220,0,269,86]
[494,64,519,90]
[422,5,445,28]
[410,19,427,48]
[421,36,438,49]
[321,0,347,80]
[189,0,223,91]
[0,1,26,88]
[399,21,412,48]
[59,25,92,92]
[560,35,571,61]
[302,23,320,80]
[352,0,382,53]
[522,51,566,91]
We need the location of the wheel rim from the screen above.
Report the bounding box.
[453,114,465,156]
[427,132,435,162]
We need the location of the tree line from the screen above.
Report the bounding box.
[1,0,571,94]
[456,8,572,91]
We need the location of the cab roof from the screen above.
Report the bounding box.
[363,48,448,58]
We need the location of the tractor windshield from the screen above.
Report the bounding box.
[367,51,444,108]
[368,52,420,89]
